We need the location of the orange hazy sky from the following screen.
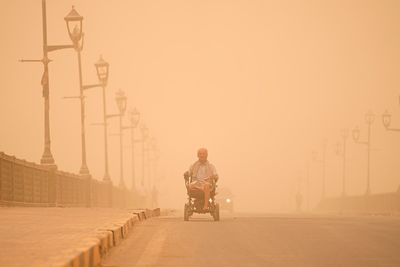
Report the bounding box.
[1,0,400,211]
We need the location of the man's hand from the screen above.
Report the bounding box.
[205,175,218,183]
[183,171,190,180]
[214,175,219,182]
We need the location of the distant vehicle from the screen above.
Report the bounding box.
[216,187,234,213]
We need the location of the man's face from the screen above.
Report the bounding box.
[197,149,208,163]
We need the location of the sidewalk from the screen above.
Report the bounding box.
[0,207,159,267]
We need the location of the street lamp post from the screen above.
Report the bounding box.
[20,0,75,169]
[306,161,310,211]
[148,137,160,191]
[353,110,375,195]
[64,7,110,177]
[115,90,128,188]
[120,109,141,191]
[127,109,140,191]
[382,110,400,132]
[64,6,91,176]
[140,124,149,190]
[146,137,154,191]
[335,130,349,196]
[93,56,111,182]
[148,137,160,208]
[382,110,400,192]
[312,140,327,200]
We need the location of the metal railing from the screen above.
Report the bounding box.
[0,152,142,208]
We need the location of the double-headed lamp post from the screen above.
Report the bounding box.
[20,0,75,168]
[335,129,349,196]
[115,90,128,188]
[353,110,375,195]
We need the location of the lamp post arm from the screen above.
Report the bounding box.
[106,113,120,119]
[83,83,103,90]
[19,59,48,63]
[354,140,369,145]
[385,127,400,132]
[46,44,74,52]
[335,152,343,157]
[63,96,83,100]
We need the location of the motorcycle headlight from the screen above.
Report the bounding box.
[226,198,231,203]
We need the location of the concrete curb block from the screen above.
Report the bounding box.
[96,230,114,256]
[47,208,160,267]
[131,210,147,221]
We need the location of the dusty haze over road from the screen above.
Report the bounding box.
[1,0,400,211]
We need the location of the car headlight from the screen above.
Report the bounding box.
[226,198,231,203]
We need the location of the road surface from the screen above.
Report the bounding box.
[101,212,400,267]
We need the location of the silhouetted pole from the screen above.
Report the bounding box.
[147,138,152,190]
[119,114,124,186]
[312,140,327,200]
[306,161,310,211]
[64,6,90,175]
[20,0,74,168]
[140,124,149,190]
[322,141,327,199]
[77,56,111,181]
[102,84,110,181]
[353,110,374,195]
[40,0,55,167]
[342,131,347,196]
[92,56,111,182]
[76,56,111,182]
[382,109,400,192]
[336,129,349,196]
[115,90,128,188]
[64,8,113,178]
[148,137,160,192]
[120,109,141,191]
[127,109,140,191]
[130,125,137,190]
[296,175,303,212]
[77,48,89,175]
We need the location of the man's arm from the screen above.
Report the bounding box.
[183,171,190,180]
[183,164,193,181]
[210,164,219,182]
[212,165,219,182]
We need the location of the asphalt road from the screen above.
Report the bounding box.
[101,212,400,267]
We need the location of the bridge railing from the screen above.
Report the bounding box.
[317,190,400,214]
[0,152,141,208]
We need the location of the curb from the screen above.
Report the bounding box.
[47,208,161,267]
